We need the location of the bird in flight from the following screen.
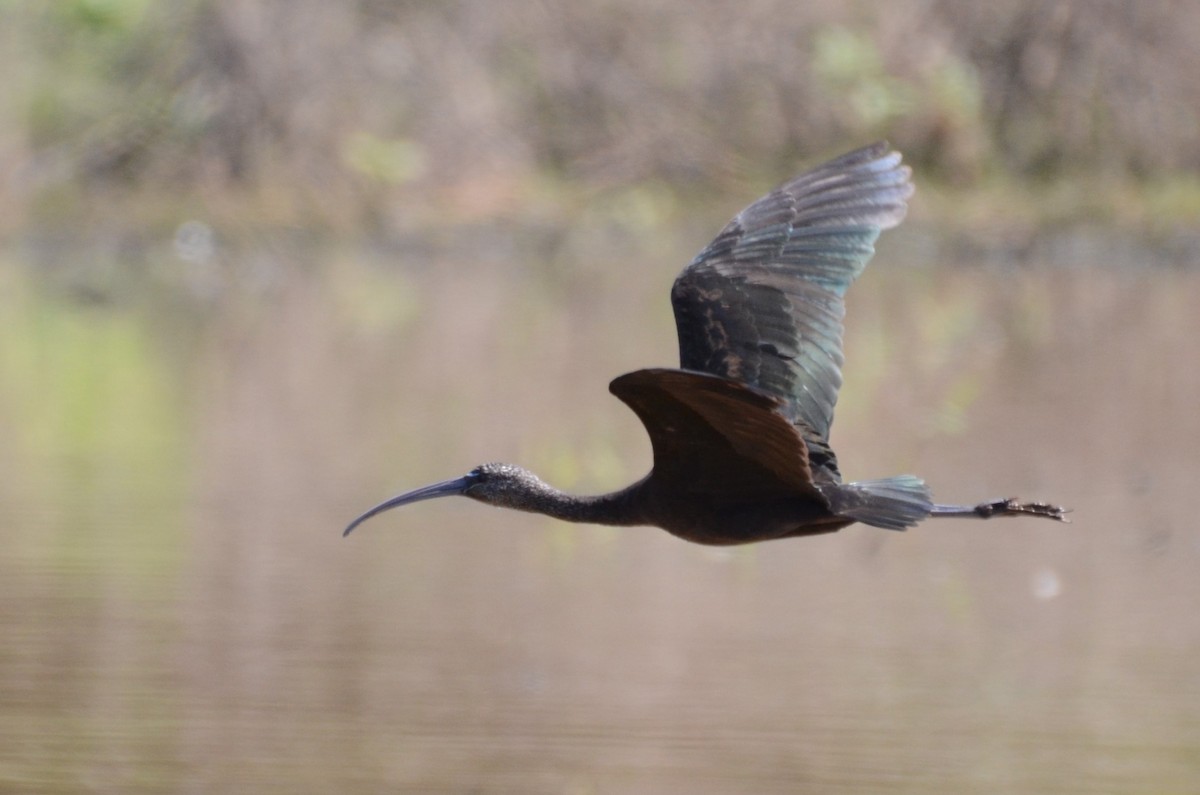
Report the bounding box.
[345,143,1067,545]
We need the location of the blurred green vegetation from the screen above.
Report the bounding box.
[0,263,188,591]
[2,0,1198,243]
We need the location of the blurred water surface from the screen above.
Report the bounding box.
[2,237,1198,794]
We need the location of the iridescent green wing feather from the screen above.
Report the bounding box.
[670,143,912,469]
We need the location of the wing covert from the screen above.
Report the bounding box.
[671,142,912,443]
[609,368,822,500]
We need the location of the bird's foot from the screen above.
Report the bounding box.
[975,498,1071,522]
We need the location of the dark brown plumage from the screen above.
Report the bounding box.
[345,143,1067,545]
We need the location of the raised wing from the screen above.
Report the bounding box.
[609,368,824,501]
[671,143,912,446]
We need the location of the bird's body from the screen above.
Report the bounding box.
[345,143,1066,543]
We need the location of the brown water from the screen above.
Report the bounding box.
[2,239,1198,793]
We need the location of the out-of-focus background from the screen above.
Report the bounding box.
[3,1,1199,792]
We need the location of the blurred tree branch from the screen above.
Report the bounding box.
[2,0,1198,231]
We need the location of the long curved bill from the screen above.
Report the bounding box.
[343,476,472,537]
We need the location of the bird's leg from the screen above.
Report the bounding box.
[931,499,1070,522]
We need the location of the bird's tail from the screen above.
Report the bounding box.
[821,476,933,531]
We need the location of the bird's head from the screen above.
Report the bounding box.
[343,462,546,536]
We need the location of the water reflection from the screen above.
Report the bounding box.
[2,250,1198,793]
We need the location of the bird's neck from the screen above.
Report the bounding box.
[506,476,650,527]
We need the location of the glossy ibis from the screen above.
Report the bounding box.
[345,143,1067,545]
